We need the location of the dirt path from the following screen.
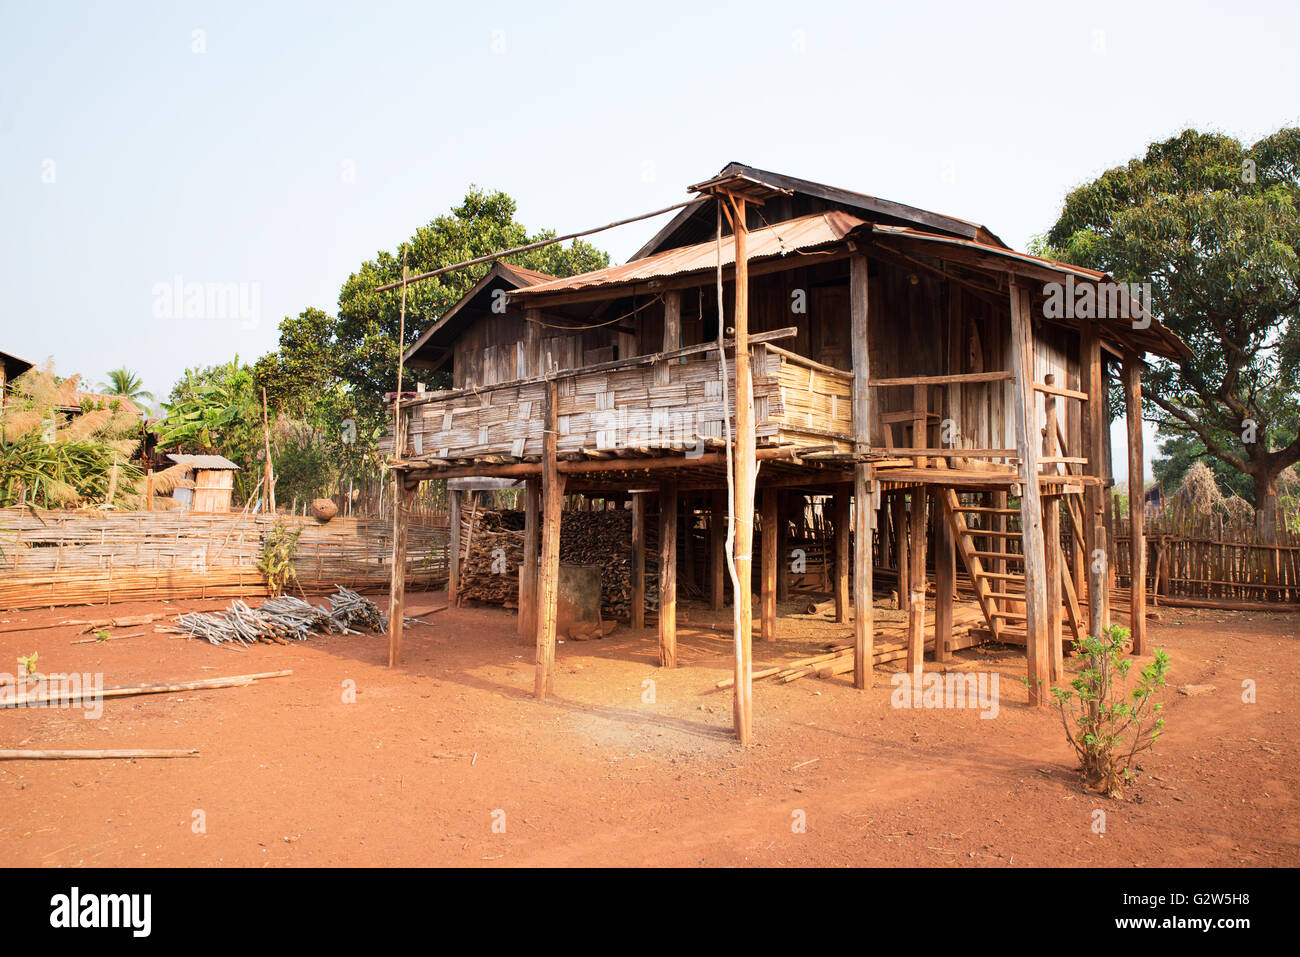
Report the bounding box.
[0,594,1294,867]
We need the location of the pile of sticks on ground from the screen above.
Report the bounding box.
[173,587,387,646]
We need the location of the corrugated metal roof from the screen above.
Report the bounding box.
[168,453,241,471]
[511,210,865,299]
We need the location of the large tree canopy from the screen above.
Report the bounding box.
[334,187,609,411]
[242,187,611,501]
[1044,128,1300,538]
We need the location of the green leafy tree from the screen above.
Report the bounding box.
[334,187,609,413]
[251,308,337,418]
[1043,128,1300,541]
[157,359,263,501]
[1150,431,1255,501]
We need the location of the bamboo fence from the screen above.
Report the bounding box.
[1113,506,1300,605]
[0,508,449,611]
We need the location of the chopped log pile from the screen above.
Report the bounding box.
[456,507,650,620]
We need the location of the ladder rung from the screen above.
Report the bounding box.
[977,572,1025,581]
[969,529,1022,538]
[954,506,1020,515]
[992,611,1027,622]
[985,589,1026,600]
[973,550,1025,561]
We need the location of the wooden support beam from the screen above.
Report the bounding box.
[893,492,909,605]
[631,492,646,629]
[933,488,955,663]
[776,492,791,602]
[655,290,682,386]
[853,465,874,688]
[447,488,462,605]
[833,490,851,624]
[1043,376,1064,681]
[1123,353,1147,654]
[519,478,540,642]
[728,193,756,744]
[1089,524,1108,638]
[535,380,565,699]
[710,490,726,611]
[1081,321,1105,640]
[1009,281,1051,706]
[387,475,413,668]
[906,491,927,674]
[850,252,874,688]
[761,487,778,641]
[659,479,678,667]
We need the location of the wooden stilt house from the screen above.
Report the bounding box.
[384,163,1190,741]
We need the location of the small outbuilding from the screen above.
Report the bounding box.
[167,453,240,512]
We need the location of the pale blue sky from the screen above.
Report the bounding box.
[2,0,1297,482]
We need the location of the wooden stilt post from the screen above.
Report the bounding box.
[1081,321,1105,640]
[1043,376,1064,681]
[933,488,954,664]
[833,489,851,624]
[659,479,678,668]
[776,492,791,602]
[1009,281,1050,705]
[683,498,696,596]
[906,490,927,674]
[761,486,778,641]
[447,488,462,606]
[893,492,909,607]
[853,469,874,688]
[710,490,725,611]
[850,252,874,688]
[387,472,412,668]
[1123,353,1147,654]
[519,478,540,642]
[631,491,646,629]
[726,193,756,744]
[535,380,565,699]
[1089,524,1108,639]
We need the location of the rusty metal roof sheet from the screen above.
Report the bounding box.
[168,453,241,471]
[511,210,866,299]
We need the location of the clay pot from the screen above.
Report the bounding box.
[310,498,338,523]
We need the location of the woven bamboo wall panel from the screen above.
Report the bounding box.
[390,345,854,461]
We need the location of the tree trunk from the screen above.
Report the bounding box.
[1254,470,1280,543]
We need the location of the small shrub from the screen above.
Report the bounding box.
[1051,625,1170,799]
[258,520,302,597]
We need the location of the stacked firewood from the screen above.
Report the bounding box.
[560,509,639,621]
[457,508,648,620]
[457,510,524,607]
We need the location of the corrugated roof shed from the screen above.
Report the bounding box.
[167,453,241,471]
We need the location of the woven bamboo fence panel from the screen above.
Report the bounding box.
[0,508,449,610]
[1113,509,1300,603]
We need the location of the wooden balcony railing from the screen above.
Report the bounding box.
[384,330,854,465]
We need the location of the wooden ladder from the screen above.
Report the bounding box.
[938,491,1028,642]
[939,490,1083,648]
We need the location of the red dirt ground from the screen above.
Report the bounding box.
[0,592,1295,867]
